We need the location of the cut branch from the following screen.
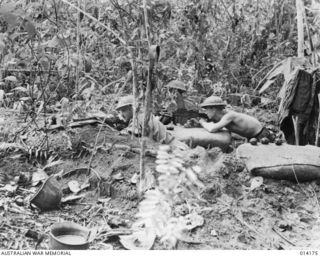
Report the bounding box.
[139,0,153,195]
[316,94,320,146]
[296,0,304,58]
[75,0,81,95]
[129,49,138,140]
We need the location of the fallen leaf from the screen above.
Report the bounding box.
[97,198,111,204]
[0,184,18,193]
[61,193,86,203]
[120,229,155,250]
[68,180,80,193]
[210,229,218,237]
[112,173,124,181]
[100,243,113,250]
[43,160,64,170]
[32,169,48,186]
[184,213,204,230]
[108,216,126,227]
[179,234,202,244]
[79,180,90,191]
[8,154,22,160]
[130,173,139,184]
[278,222,292,232]
[250,176,263,191]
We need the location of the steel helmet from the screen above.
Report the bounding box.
[167,80,186,92]
[200,96,226,108]
[116,95,134,110]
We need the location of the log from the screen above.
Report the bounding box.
[237,143,320,181]
[171,126,231,152]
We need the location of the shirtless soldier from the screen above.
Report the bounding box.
[199,96,274,141]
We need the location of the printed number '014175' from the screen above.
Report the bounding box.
[300,251,318,256]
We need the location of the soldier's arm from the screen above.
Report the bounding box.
[200,113,233,133]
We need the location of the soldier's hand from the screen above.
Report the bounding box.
[184,118,201,128]
[189,118,199,123]
[199,118,207,125]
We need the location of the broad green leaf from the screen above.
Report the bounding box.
[11,86,27,92]
[0,13,18,27]
[46,36,60,48]
[23,19,37,38]
[19,97,32,101]
[0,90,4,102]
[37,101,44,115]
[39,57,49,70]
[259,78,276,94]
[4,76,17,82]
[258,57,313,94]
[0,3,16,14]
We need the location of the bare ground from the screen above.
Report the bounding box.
[1,108,320,250]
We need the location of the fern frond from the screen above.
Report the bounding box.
[132,144,205,249]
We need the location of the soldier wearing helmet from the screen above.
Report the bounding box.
[166,80,187,110]
[199,95,274,141]
[116,95,176,145]
[161,80,204,125]
[159,80,188,125]
[115,95,134,125]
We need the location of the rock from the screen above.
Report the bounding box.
[249,138,258,145]
[210,229,218,237]
[15,196,24,206]
[275,138,282,145]
[260,137,269,144]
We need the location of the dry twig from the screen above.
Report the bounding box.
[271,227,296,246]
